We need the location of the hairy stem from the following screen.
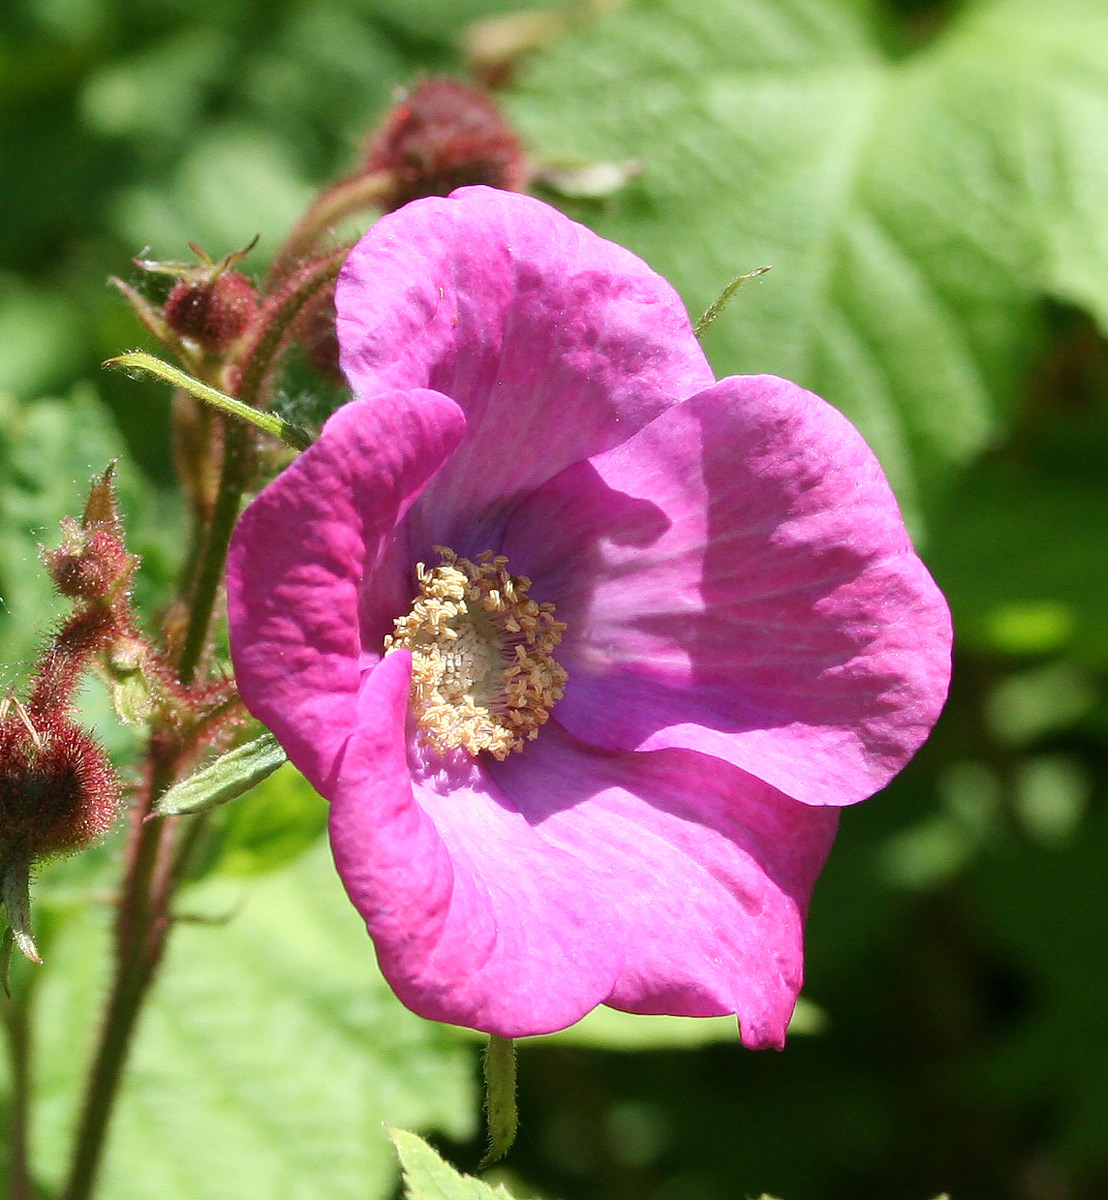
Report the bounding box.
[59,219,345,1200]
[59,746,180,1200]
[177,249,344,683]
[266,170,389,287]
[3,976,36,1200]
[176,418,253,686]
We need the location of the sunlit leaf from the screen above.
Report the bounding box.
[32,845,475,1200]
[511,0,1108,529]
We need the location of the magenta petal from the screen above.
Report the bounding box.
[335,185,714,546]
[503,375,952,808]
[226,389,465,786]
[330,651,838,1046]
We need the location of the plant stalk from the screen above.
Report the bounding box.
[58,746,179,1200]
[3,976,35,1200]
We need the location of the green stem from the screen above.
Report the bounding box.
[176,418,252,686]
[3,976,36,1200]
[59,746,179,1200]
[478,1035,518,1168]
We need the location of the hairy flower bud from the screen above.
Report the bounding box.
[43,466,137,602]
[365,78,529,212]
[46,520,132,601]
[0,698,121,974]
[164,269,259,354]
[0,700,121,862]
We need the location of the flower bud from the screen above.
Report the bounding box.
[1,699,119,976]
[365,78,529,212]
[46,520,133,601]
[164,269,259,354]
[43,466,136,602]
[0,699,121,863]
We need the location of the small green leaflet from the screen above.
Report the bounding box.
[156,732,288,816]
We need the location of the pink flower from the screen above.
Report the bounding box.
[227,187,951,1047]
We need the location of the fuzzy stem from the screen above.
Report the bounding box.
[176,249,345,684]
[59,745,179,1200]
[175,418,252,687]
[478,1035,519,1168]
[60,211,349,1200]
[266,170,390,286]
[235,246,348,411]
[3,974,36,1200]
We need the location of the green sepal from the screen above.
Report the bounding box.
[694,266,771,338]
[155,732,288,817]
[99,640,155,727]
[1,852,42,993]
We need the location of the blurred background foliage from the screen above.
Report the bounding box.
[2,0,1108,1198]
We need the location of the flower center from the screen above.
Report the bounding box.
[385,547,568,760]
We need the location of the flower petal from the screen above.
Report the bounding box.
[226,389,465,786]
[329,650,838,1046]
[335,185,714,549]
[501,375,952,808]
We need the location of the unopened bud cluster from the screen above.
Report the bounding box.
[1,470,139,969]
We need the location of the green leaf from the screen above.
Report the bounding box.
[390,1127,534,1200]
[32,845,475,1200]
[156,733,288,817]
[511,0,1108,529]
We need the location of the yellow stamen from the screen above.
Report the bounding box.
[385,547,567,760]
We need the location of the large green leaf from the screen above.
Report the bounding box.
[30,845,475,1200]
[510,0,1108,528]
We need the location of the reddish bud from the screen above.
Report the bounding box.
[365,78,529,212]
[44,467,136,602]
[164,269,259,354]
[0,699,120,861]
[46,521,133,601]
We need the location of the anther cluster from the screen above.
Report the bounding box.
[386,548,567,760]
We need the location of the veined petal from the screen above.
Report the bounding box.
[226,390,465,787]
[330,650,838,1046]
[502,375,952,808]
[335,185,714,551]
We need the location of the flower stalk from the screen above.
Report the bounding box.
[479,1035,519,1168]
